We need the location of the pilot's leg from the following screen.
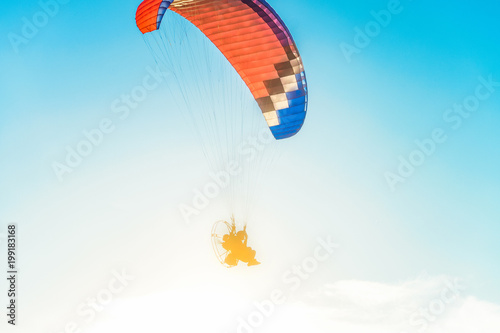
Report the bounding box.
[225,253,238,266]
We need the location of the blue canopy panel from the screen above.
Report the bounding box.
[156,0,173,29]
[269,71,308,139]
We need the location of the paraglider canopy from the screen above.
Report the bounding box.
[135,0,308,140]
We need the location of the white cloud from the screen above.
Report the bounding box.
[297,274,500,333]
[83,274,500,333]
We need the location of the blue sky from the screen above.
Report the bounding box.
[1,0,499,332]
